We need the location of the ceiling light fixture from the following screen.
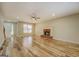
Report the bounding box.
[30,13,40,23]
[52,13,55,16]
[16,16,20,19]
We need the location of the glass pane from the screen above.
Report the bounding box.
[28,24,32,29]
[27,24,32,33]
[23,24,32,33]
[23,24,28,33]
[11,24,14,35]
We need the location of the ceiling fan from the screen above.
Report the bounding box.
[30,13,40,21]
[31,16,40,20]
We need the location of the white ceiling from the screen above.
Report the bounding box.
[1,2,79,23]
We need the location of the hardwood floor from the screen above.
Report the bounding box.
[8,36,79,57]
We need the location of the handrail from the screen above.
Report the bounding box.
[0,27,8,56]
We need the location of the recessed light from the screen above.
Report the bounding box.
[52,13,55,16]
[16,16,19,19]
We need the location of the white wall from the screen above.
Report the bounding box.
[36,14,79,44]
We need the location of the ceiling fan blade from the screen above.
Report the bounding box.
[37,17,40,19]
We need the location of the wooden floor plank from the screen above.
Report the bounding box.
[8,36,79,57]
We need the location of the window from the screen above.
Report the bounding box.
[23,24,32,33]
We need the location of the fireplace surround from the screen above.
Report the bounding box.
[44,29,50,36]
[41,29,53,39]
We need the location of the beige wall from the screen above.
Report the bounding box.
[36,14,79,44]
[35,22,53,36]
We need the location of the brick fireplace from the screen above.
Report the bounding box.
[44,29,50,36]
[41,29,53,39]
